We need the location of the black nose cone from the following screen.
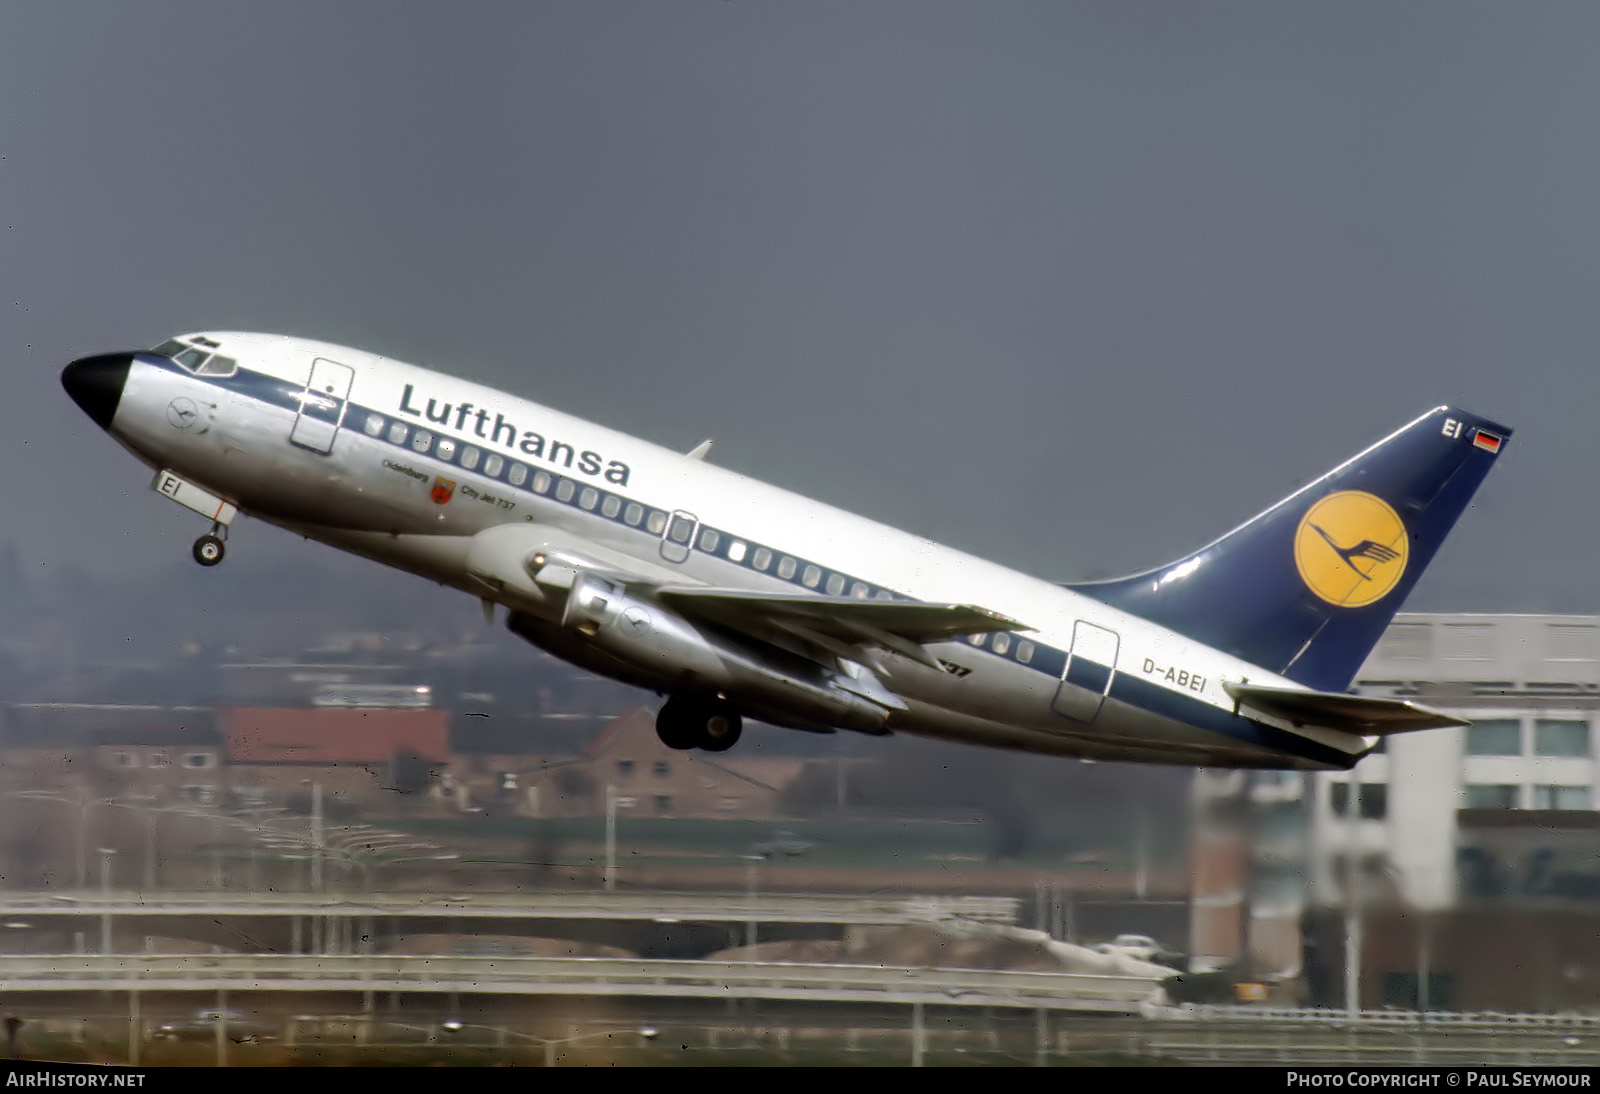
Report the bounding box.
[62,353,132,430]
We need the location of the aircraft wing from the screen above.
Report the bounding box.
[466,522,1026,673]
[656,586,1025,643]
[1224,682,1468,735]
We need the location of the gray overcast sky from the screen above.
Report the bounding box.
[4,3,1598,613]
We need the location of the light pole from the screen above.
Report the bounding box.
[98,848,116,957]
[309,780,324,893]
[741,853,765,951]
[604,785,634,892]
[1133,806,1149,900]
[76,791,91,891]
[1344,779,1363,1020]
[144,809,156,891]
[912,1000,924,1067]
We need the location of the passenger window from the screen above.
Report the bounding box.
[509,463,528,486]
[826,573,845,595]
[875,590,894,600]
[579,487,599,510]
[363,415,384,437]
[388,422,408,445]
[778,557,797,580]
[802,565,821,588]
[669,515,695,543]
[647,511,666,535]
[532,472,551,494]
[484,454,504,477]
[752,548,771,571]
[411,430,432,453]
[993,634,1011,656]
[602,495,621,518]
[556,480,575,502]
[851,582,868,599]
[624,503,644,526]
[728,541,747,563]
[461,446,480,470]
[1016,640,1034,664]
[436,438,457,460]
[969,634,985,647]
[700,529,721,553]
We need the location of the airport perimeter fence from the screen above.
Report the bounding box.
[17,1009,1600,1068]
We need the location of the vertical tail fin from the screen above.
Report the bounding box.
[1065,407,1511,692]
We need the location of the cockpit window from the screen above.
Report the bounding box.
[156,338,238,377]
[195,355,236,376]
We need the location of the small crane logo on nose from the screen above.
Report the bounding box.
[167,398,198,429]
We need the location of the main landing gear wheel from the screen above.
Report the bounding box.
[192,534,225,567]
[700,705,741,753]
[655,696,743,752]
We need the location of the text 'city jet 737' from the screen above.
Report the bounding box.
[61,334,1512,770]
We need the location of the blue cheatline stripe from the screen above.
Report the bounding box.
[1066,658,1111,695]
[1107,672,1361,768]
[136,353,1351,766]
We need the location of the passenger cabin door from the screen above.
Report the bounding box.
[660,510,699,564]
[1051,620,1120,723]
[288,358,355,455]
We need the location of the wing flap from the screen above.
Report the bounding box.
[655,586,1028,646]
[1225,682,1468,735]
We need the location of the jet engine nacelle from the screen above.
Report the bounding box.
[561,574,892,733]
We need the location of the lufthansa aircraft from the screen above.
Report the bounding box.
[61,334,1511,770]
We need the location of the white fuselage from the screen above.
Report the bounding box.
[92,332,1368,770]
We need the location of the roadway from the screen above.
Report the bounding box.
[0,889,1022,958]
[0,952,1159,1014]
[0,889,1019,924]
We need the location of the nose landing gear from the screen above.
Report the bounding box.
[192,527,226,567]
[153,470,237,568]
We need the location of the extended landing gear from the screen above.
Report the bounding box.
[192,523,227,567]
[655,695,743,753]
[154,470,238,568]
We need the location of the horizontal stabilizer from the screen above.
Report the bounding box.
[1224,681,1468,735]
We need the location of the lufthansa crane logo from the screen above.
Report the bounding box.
[1293,490,1409,608]
[622,606,652,636]
[166,397,198,430]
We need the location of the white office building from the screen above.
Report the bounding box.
[1190,613,1600,1007]
[1323,613,1600,908]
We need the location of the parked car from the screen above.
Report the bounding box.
[152,1009,277,1044]
[1094,934,1182,966]
[750,831,815,858]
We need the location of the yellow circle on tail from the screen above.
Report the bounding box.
[1293,491,1409,608]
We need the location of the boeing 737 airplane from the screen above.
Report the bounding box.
[61,334,1511,770]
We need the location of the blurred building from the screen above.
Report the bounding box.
[92,726,226,807]
[1189,769,1310,986]
[224,706,451,806]
[1290,613,1600,1012]
[475,706,806,820]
